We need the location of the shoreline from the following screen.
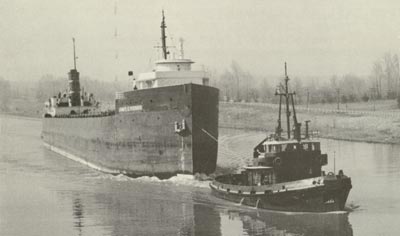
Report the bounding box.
[219,124,399,145]
[0,112,41,121]
[2,101,400,145]
[219,102,400,145]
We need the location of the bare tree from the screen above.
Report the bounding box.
[0,78,11,111]
[230,60,243,101]
[382,53,399,98]
[371,61,384,98]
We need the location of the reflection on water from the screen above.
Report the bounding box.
[222,210,352,236]
[64,183,352,236]
[73,197,84,236]
[1,116,400,235]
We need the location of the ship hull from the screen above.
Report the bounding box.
[42,84,219,178]
[210,177,352,213]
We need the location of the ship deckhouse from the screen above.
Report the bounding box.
[135,10,209,90]
[136,58,209,89]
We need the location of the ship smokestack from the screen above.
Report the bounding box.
[68,69,81,106]
[69,38,81,106]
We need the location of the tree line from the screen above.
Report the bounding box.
[0,77,11,111]
[0,75,128,113]
[214,53,400,106]
[2,51,400,113]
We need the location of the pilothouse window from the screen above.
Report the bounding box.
[146,80,154,88]
[269,145,281,153]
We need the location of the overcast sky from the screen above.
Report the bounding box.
[2,0,400,82]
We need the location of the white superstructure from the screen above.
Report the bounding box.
[136,59,209,89]
[134,10,209,90]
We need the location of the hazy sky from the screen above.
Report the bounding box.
[2,0,400,82]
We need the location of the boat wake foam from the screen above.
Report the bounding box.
[43,142,211,188]
[97,173,211,189]
[345,201,361,212]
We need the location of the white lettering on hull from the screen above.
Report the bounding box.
[119,105,143,113]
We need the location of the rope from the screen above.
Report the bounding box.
[200,127,249,161]
[201,128,218,142]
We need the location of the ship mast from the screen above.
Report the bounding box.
[72,38,77,70]
[160,10,169,60]
[284,63,290,139]
[275,62,301,140]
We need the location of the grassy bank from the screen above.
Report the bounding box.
[220,101,400,144]
[4,97,400,144]
[0,98,43,118]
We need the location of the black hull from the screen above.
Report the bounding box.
[42,84,219,177]
[210,177,351,213]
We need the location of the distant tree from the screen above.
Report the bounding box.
[0,78,11,111]
[217,61,260,102]
[35,74,125,104]
[258,78,273,103]
[293,78,304,104]
[397,95,400,108]
[35,74,64,102]
[230,61,243,101]
[304,78,320,104]
[341,95,348,103]
[382,53,399,98]
[248,87,259,102]
[362,94,369,102]
[219,70,234,101]
[371,61,384,98]
[340,74,366,102]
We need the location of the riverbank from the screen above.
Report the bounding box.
[0,98,42,118]
[3,98,400,144]
[219,102,400,144]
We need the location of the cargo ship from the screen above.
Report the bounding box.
[42,12,219,178]
[210,63,351,212]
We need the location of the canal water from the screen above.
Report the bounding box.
[1,115,399,236]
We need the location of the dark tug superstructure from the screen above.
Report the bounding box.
[210,64,352,212]
[42,12,219,178]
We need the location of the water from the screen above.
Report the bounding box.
[0,115,399,235]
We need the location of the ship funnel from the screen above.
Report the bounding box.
[68,69,81,106]
[305,120,310,139]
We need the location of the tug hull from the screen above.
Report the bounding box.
[210,175,352,212]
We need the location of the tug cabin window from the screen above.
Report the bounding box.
[267,145,282,153]
[266,142,320,153]
[246,168,274,186]
[302,142,320,151]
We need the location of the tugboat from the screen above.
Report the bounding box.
[210,63,352,212]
